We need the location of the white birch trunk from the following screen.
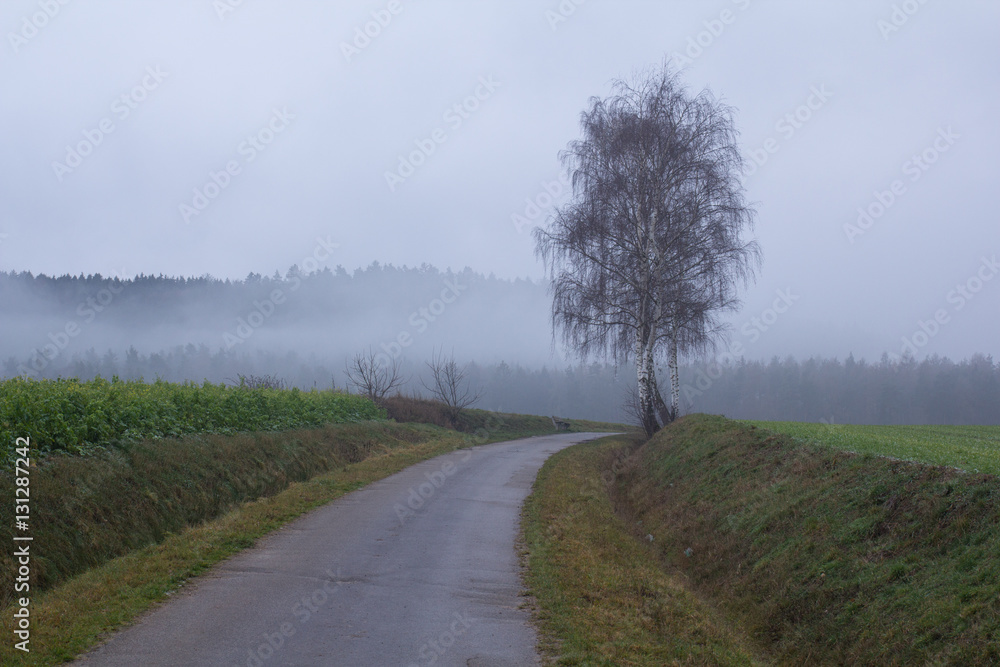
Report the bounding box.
[668,322,679,421]
[635,322,658,434]
[635,329,650,427]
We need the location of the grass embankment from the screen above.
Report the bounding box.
[0,424,459,665]
[522,434,766,666]
[614,415,1000,665]
[0,421,434,602]
[748,421,1000,476]
[0,399,616,665]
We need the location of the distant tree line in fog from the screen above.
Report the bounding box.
[0,263,554,375]
[680,353,999,425]
[5,343,998,425]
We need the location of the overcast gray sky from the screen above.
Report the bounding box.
[2,0,997,362]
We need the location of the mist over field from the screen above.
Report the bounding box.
[0,265,555,373]
[2,1,998,423]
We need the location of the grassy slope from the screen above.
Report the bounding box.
[748,421,1000,475]
[0,431,462,665]
[521,434,766,666]
[616,415,1000,665]
[1,421,434,602]
[0,408,622,665]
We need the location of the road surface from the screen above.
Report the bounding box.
[73,432,609,666]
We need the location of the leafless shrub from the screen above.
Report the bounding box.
[344,348,407,405]
[421,348,483,422]
[381,395,453,429]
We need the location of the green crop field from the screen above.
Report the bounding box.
[0,376,384,461]
[748,421,1000,476]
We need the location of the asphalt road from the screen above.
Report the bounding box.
[73,431,608,667]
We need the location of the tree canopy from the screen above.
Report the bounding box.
[536,62,760,435]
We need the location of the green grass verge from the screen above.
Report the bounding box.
[747,421,1000,475]
[617,414,1000,665]
[521,434,767,666]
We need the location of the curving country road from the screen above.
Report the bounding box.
[73,432,608,667]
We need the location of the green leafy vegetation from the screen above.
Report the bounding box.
[749,421,1000,475]
[0,376,384,459]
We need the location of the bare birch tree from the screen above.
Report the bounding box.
[535,63,760,436]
